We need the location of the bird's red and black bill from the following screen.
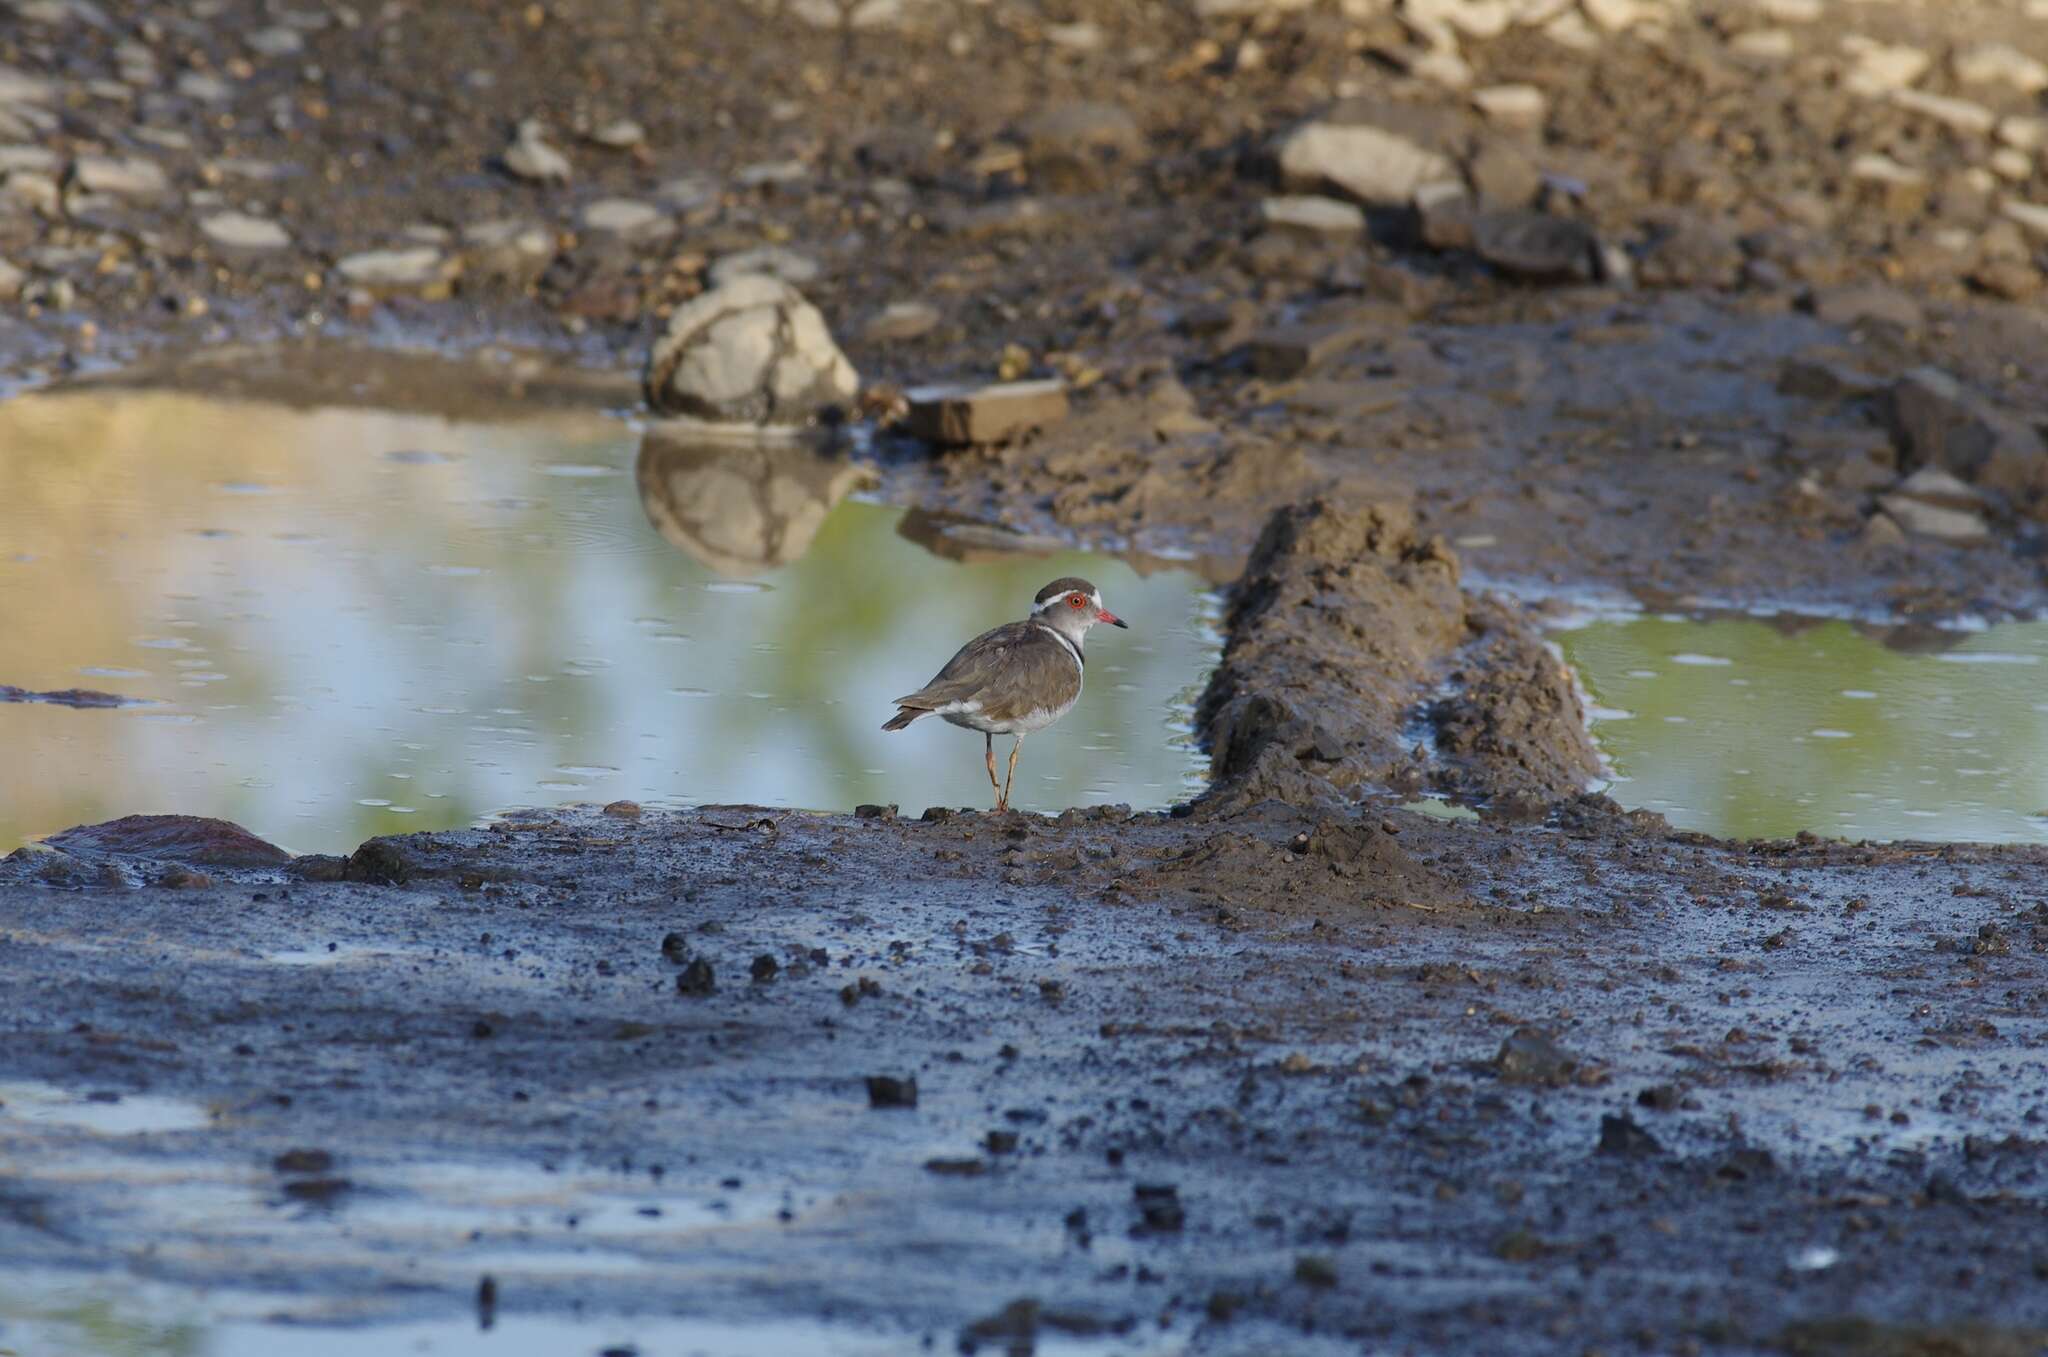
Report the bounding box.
[1066,591,1128,628]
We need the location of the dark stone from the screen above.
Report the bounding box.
[1132,1182,1184,1233]
[749,953,780,982]
[286,854,348,882]
[343,839,412,885]
[1470,210,1599,282]
[45,814,291,868]
[1888,366,2048,503]
[675,958,715,996]
[866,1075,918,1108]
[273,1148,334,1174]
[281,1177,351,1203]
[660,931,690,962]
[854,803,896,820]
[1493,1028,1581,1086]
[1597,1113,1662,1156]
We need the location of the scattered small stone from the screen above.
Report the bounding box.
[642,275,859,425]
[1729,29,1795,62]
[904,378,1068,446]
[1019,100,1143,193]
[1888,366,2048,500]
[337,247,450,291]
[343,839,410,884]
[1848,153,1928,219]
[1989,149,2035,183]
[1276,113,1457,207]
[923,1156,985,1177]
[854,803,896,819]
[1860,511,1907,550]
[1470,210,1599,282]
[986,1129,1019,1153]
[705,244,820,289]
[1259,194,1365,239]
[1294,1254,1338,1287]
[0,145,59,174]
[1840,37,1931,99]
[1471,83,1545,131]
[865,1075,918,1108]
[175,71,234,103]
[733,158,807,189]
[585,118,646,149]
[1132,1183,1184,1233]
[1809,283,1923,332]
[1493,1028,1582,1086]
[602,800,642,818]
[1998,116,2047,152]
[579,197,667,239]
[863,301,940,342]
[502,118,571,183]
[71,154,168,198]
[1953,41,2048,94]
[1877,495,1990,545]
[200,211,291,250]
[1244,319,1370,380]
[246,25,304,57]
[1893,467,1990,512]
[273,1148,334,1174]
[657,175,719,212]
[675,958,716,996]
[2002,201,2048,242]
[749,953,780,983]
[1888,89,1996,138]
[660,931,690,962]
[0,257,22,300]
[1597,1113,1662,1156]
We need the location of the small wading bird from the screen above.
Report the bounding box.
[882,576,1129,812]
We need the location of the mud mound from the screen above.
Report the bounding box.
[1197,498,1599,813]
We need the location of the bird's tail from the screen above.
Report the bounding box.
[881,708,921,732]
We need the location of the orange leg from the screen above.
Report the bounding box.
[1001,735,1024,813]
[984,734,1000,807]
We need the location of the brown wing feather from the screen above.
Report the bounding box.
[891,621,1038,710]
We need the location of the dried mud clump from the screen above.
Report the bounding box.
[1197,498,1599,814]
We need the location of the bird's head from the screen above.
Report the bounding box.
[1031,576,1127,634]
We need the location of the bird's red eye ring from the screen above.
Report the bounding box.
[1068,593,1086,609]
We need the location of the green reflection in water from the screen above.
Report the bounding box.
[0,389,1216,855]
[0,1291,202,1357]
[1558,615,2048,843]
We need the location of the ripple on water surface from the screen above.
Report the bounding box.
[1558,615,2048,843]
[0,385,1217,854]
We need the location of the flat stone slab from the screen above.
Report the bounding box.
[200,211,292,250]
[1244,321,1372,380]
[905,379,1069,445]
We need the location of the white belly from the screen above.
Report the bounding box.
[939,690,1079,736]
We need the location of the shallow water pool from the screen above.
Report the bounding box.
[0,384,1217,855]
[1558,614,2048,843]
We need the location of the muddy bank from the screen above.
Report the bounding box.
[3,801,2046,1353]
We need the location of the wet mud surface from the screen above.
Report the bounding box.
[9,0,2048,1350]
[4,803,2047,1354]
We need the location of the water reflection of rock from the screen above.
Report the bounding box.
[635,426,877,577]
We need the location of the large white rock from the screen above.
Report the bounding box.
[1277,119,1456,207]
[643,276,859,427]
[200,211,291,250]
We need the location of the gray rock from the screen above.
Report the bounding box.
[658,175,719,212]
[1893,466,1990,512]
[1876,495,1989,544]
[246,25,303,57]
[1467,138,1542,209]
[1277,112,1457,207]
[586,118,646,149]
[2002,201,2048,242]
[643,275,859,426]
[336,247,447,288]
[1889,89,1996,137]
[1470,210,1599,281]
[579,197,668,239]
[1848,153,1928,219]
[1841,37,1930,97]
[1810,283,1923,331]
[72,154,168,198]
[1953,41,2048,94]
[1019,101,1143,192]
[706,245,821,289]
[1471,83,1545,130]
[1,171,59,215]
[1260,195,1366,239]
[0,65,56,105]
[503,118,571,183]
[0,145,59,173]
[462,218,554,281]
[200,211,291,250]
[175,71,233,103]
[0,255,22,300]
[1859,511,1907,549]
[734,159,807,189]
[864,301,941,342]
[1887,366,2048,502]
[1637,216,1743,290]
